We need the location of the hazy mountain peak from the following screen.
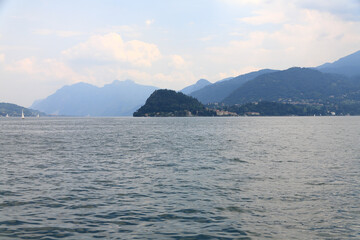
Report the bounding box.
[317,50,360,77]
[70,82,97,88]
[196,79,210,84]
[31,80,158,116]
[190,69,278,104]
[180,79,211,95]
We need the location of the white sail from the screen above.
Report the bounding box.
[6,114,9,118]
[37,114,40,118]
[22,109,25,119]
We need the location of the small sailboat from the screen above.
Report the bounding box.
[21,109,25,119]
[37,114,40,118]
[6,114,9,118]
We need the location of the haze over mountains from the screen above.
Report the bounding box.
[222,67,360,105]
[29,50,360,116]
[189,69,278,104]
[180,79,211,95]
[31,80,158,116]
[316,50,360,77]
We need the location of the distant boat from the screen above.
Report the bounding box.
[37,114,40,118]
[21,109,25,119]
[6,114,9,118]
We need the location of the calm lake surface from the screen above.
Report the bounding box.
[0,117,359,239]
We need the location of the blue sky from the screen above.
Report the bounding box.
[1,0,360,106]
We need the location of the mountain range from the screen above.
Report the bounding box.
[222,67,360,105]
[31,80,158,116]
[30,49,360,116]
[189,69,278,104]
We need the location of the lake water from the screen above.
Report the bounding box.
[0,117,359,239]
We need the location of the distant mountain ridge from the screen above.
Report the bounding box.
[30,49,360,116]
[317,50,360,77]
[222,67,360,105]
[31,80,158,116]
[180,79,211,95]
[190,69,278,104]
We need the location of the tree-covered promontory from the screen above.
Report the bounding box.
[0,103,44,117]
[133,89,216,117]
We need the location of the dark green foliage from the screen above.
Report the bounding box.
[133,89,216,117]
[321,102,360,115]
[210,102,326,116]
[207,101,360,116]
[0,103,44,117]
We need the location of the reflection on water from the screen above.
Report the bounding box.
[0,117,359,239]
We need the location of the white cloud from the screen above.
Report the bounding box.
[208,4,360,70]
[5,57,36,74]
[168,55,187,69]
[235,1,300,26]
[62,33,162,67]
[2,33,194,93]
[125,40,162,67]
[145,19,155,26]
[111,68,197,90]
[4,57,86,83]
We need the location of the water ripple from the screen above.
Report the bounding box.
[0,117,359,239]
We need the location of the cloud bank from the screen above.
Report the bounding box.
[62,33,161,67]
